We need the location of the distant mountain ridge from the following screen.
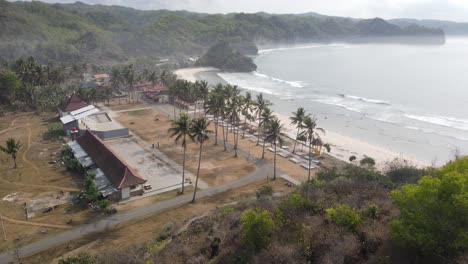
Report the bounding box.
[0,0,446,63]
[390,19,468,35]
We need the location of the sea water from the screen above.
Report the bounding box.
[209,38,468,166]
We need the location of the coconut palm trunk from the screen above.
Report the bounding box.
[222,116,227,151]
[214,114,219,145]
[181,134,187,193]
[192,140,203,203]
[256,110,262,146]
[273,140,277,180]
[308,140,312,182]
[293,127,300,153]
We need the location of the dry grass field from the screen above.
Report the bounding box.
[116,109,256,186]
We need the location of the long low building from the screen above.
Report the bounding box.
[68,130,147,201]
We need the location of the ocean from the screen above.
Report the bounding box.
[199,38,468,166]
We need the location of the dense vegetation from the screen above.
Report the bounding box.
[0,0,445,63]
[61,157,468,263]
[196,41,257,72]
[0,56,178,112]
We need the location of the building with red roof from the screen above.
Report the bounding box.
[62,93,88,113]
[75,130,147,200]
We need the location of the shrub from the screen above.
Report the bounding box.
[360,156,376,167]
[317,166,340,182]
[286,192,313,210]
[43,121,65,140]
[326,204,361,232]
[58,253,97,264]
[390,157,468,256]
[61,146,83,173]
[349,155,357,162]
[241,208,275,252]
[221,206,235,214]
[96,199,109,209]
[384,159,424,184]
[256,185,273,200]
[158,223,174,241]
[363,205,381,220]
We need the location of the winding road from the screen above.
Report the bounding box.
[0,151,273,263]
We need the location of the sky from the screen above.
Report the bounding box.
[12,0,468,22]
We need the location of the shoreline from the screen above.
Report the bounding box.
[173,67,430,169]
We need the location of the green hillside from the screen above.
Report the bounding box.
[0,0,446,63]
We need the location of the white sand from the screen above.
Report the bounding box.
[174,67,219,82]
[274,113,429,169]
[174,67,430,169]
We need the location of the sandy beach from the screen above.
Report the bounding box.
[174,67,430,169]
[174,67,219,82]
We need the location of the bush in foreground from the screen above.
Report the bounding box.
[241,208,275,252]
[326,204,361,233]
[390,157,468,256]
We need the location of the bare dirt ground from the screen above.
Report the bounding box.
[103,98,147,112]
[22,178,294,264]
[0,113,87,252]
[115,109,256,187]
[0,112,201,254]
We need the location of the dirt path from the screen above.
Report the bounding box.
[21,126,40,177]
[1,118,81,192]
[0,116,19,134]
[0,177,80,192]
[1,215,71,230]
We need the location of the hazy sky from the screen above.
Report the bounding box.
[13,0,468,22]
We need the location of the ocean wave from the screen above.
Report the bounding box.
[405,125,468,141]
[252,72,305,88]
[404,114,468,131]
[314,97,365,114]
[343,95,391,105]
[217,73,278,95]
[258,43,347,54]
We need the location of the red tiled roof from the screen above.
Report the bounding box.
[94,74,109,79]
[143,84,167,93]
[76,130,146,189]
[63,93,88,112]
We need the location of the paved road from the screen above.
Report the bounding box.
[0,157,272,263]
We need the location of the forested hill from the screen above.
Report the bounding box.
[0,0,445,63]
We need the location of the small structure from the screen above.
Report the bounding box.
[60,105,100,136]
[60,93,88,117]
[142,83,168,102]
[79,81,98,89]
[61,107,129,140]
[93,74,110,84]
[69,130,147,201]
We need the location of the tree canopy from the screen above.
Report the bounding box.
[390,157,468,256]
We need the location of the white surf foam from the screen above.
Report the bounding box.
[404,114,468,131]
[252,72,305,88]
[344,95,391,105]
[258,43,348,54]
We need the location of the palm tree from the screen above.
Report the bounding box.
[0,138,23,168]
[241,92,254,138]
[290,107,309,154]
[264,118,286,180]
[259,107,274,159]
[168,113,193,194]
[189,117,212,203]
[206,87,223,145]
[147,70,158,85]
[225,93,243,157]
[197,80,210,116]
[123,64,136,103]
[302,116,325,182]
[254,93,272,146]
